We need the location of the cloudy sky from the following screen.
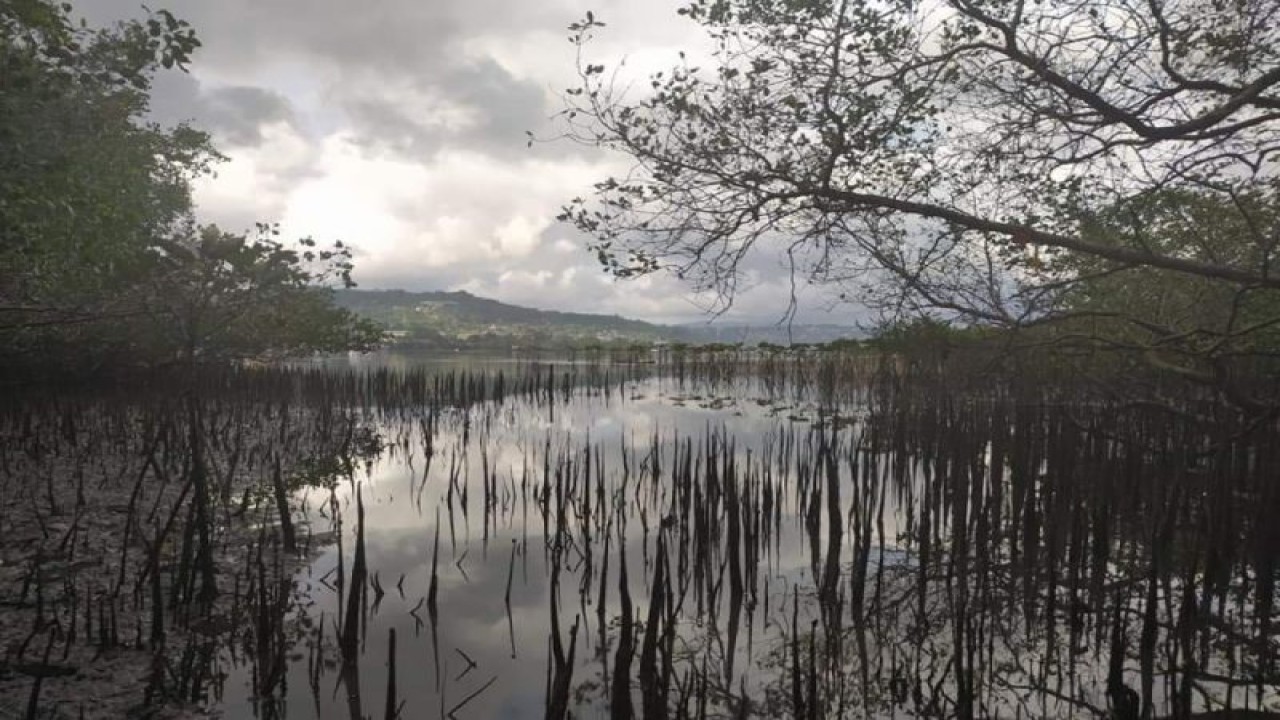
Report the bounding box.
[75,0,846,326]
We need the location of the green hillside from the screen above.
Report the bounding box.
[333,289,862,349]
[332,289,670,348]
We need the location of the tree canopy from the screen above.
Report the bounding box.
[137,225,382,363]
[0,0,381,373]
[558,0,1280,392]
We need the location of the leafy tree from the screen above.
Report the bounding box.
[1062,188,1280,348]
[821,337,861,353]
[1,1,214,326]
[137,225,384,364]
[865,316,987,365]
[1038,186,1280,409]
[0,1,382,371]
[557,1,1280,361]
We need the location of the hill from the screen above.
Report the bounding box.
[332,289,862,349]
[332,289,669,348]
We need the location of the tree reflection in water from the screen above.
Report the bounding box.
[4,356,1278,719]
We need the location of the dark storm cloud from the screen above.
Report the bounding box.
[143,72,297,147]
[341,98,441,157]
[73,0,473,67]
[71,3,300,148]
[342,59,551,161]
[447,59,553,159]
[198,86,296,146]
[140,68,202,126]
[76,0,560,160]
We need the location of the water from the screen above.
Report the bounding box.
[216,366,858,718]
[6,352,1279,719]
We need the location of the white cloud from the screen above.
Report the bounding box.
[495,216,548,257]
[72,0,854,327]
[192,121,320,229]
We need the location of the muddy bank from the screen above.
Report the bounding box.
[0,392,371,719]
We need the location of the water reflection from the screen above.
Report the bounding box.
[215,371,866,719]
[6,354,1276,719]
[212,357,1280,719]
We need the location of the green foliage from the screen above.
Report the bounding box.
[0,1,381,372]
[819,337,861,353]
[137,225,384,362]
[1060,187,1280,354]
[866,317,985,357]
[1030,186,1280,399]
[1,0,216,308]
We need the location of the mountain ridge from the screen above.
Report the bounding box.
[333,288,860,346]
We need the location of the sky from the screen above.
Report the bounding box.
[74,0,849,327]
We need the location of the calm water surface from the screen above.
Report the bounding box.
[208,353,1280,719]
[218,355,863,718]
